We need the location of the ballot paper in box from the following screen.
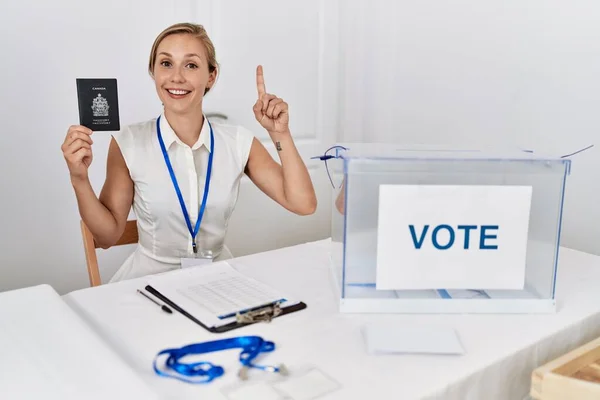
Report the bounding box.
[325,143,573,314]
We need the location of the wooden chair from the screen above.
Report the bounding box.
[80,220,138,287]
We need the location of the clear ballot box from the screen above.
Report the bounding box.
[328,144,571,314]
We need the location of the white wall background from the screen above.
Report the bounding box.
[1,0,599,294]
[338,0,599,255]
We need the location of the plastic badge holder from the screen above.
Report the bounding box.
[221,364,341,400]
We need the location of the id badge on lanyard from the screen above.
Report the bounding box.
[181,249,214,268]
[156,115,215,269]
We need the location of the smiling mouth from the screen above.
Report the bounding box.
[166,89,191,96]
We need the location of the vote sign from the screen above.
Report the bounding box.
[375,185,532,290]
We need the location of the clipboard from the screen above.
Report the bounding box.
[145,285,307,333]
[142,262,307,333]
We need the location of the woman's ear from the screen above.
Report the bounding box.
[207,69,217,89]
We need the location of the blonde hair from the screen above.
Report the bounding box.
[148,22,218,94]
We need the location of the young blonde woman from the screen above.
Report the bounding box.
[61,22,316,282]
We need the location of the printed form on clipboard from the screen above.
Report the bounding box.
[145,262,306,333]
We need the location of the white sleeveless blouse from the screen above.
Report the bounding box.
[108,112,254,282]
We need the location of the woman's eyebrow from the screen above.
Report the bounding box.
[157,52,201,59]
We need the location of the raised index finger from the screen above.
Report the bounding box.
[256,65,266,97]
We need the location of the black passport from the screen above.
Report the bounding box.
[76,78,120,131]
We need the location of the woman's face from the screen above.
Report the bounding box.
[152,33,216,115]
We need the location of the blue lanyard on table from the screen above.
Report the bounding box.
[156,115,214,254]
[153,336,286,384]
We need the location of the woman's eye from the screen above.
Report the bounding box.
[160,60,171,67]
[186,63,198,69]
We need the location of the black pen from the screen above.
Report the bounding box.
[137,289,172,314]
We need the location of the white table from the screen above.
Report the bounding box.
[62,239,600,400]
[0,284,159,399]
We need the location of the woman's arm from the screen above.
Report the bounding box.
[335,179,345,214]
[245,136,316,215]
[245,65,317,215]
[64,131,134,248]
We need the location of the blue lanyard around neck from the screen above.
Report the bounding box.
[156,115,214,254]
